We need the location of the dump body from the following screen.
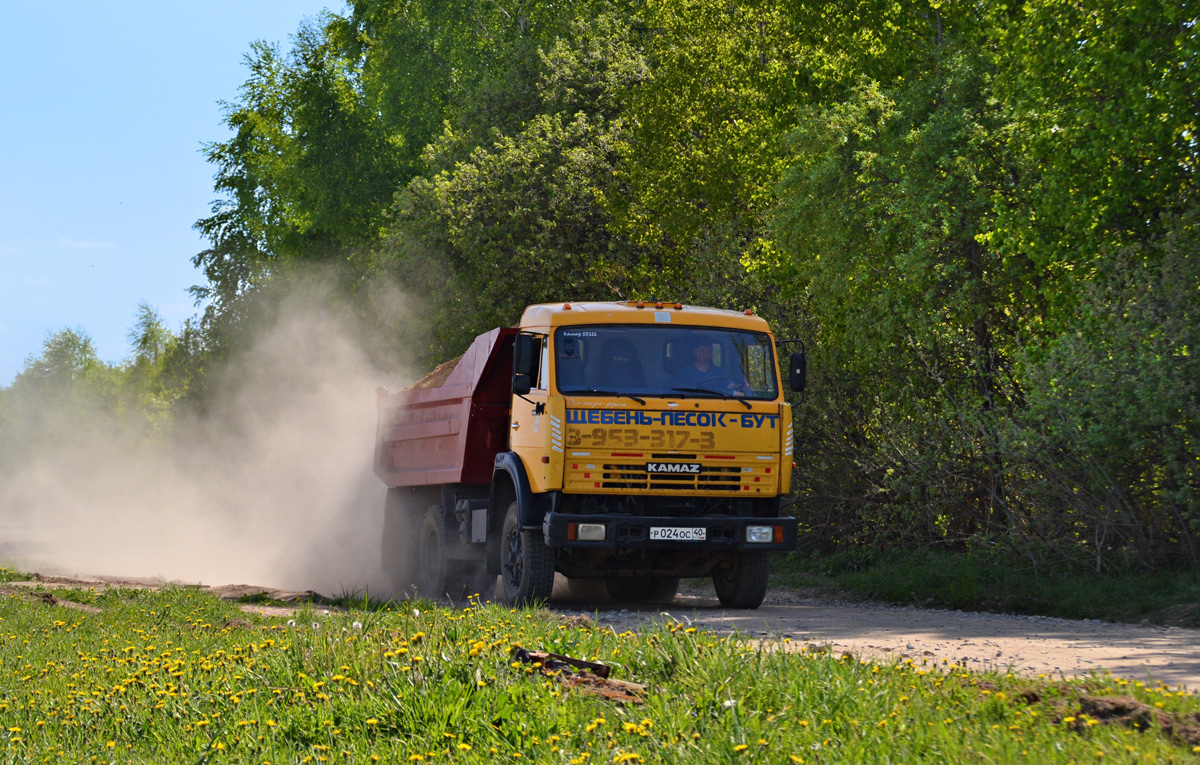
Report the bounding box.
[374,302,801,608]
[374,327,517,487]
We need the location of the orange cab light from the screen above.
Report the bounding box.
[773,526,784,544]
[655,301,664,309]
[744,308,754,315]
[563,303,572,310]
[636,301,645,309]
[675,302,683,309]
[568,522,578,541]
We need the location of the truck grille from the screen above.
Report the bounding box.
[599,462,741,492]
[565,452,777,496]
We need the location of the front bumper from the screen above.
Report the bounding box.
[541,512,797,551]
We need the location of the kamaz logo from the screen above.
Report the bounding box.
[646,462,701,474]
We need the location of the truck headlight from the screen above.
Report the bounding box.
[577,523,606,541]
[746,525,774,544]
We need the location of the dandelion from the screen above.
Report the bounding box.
[734,744,750,752]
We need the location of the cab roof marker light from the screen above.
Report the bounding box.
[675,302,683,310]
[744,308,754,315]
[636,302,645,309]
[655,301,664,309]
[563,303,572,310]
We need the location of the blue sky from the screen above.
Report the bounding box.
[0,1,341,386]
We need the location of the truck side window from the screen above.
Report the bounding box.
[536,336,550,391]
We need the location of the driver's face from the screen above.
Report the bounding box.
[693,344,712,362]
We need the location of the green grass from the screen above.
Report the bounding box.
[773,547,1200,625]
[1,567,1198,762]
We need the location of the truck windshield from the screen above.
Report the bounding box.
[554,325,779,400]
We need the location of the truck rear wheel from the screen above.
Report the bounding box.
[712,552,768,608]
[416,505,447,598]
[500,501,555,606]
[605,577,679,603]
[382,488,421,597]
[417,505,497,601]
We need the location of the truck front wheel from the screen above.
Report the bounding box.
[712,552,768,609]
[500,501,555,606]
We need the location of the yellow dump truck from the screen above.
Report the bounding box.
[374,301,805,607]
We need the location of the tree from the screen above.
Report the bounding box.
[990,0,1200,326]
[385,11,650,359]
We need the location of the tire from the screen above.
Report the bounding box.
[417,505,497,601]
[416,505,447,598]
[604,577,678,603]
[381,488,421,597]
[500,501,555,606]
[712,552,768,608]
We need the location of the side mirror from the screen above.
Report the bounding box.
[512,334,536,395]
[513,334,536,376]
[788,351,807,393]
[512,373,533,396]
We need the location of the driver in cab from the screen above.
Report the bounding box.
[672,338,752,396]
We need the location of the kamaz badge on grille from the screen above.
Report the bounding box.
[645,462,702,474]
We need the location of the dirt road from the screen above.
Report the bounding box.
[8,573,1199,690]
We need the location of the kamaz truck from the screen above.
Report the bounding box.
[373,301,806,608]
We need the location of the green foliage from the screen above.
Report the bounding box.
[990,0,1200,318]
[777,16,1027,542]
[381,10,651,359]
[1006,206,1200,569]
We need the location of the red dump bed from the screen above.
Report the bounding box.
[374,328,517,487]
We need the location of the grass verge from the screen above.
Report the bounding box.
[773,548,1200,625]
[1,567,1198,762]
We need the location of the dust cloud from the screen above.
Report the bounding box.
[0,274,421,598]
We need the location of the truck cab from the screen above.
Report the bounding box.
[374,301,803,608]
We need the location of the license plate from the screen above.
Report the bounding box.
[650,526,706,541]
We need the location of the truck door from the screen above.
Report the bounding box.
[510,333,552,492]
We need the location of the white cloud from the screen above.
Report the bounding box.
[56,237,116,250]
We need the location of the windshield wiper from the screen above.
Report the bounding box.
[668,387,753,409]
[564,389,647,405]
